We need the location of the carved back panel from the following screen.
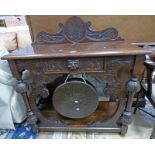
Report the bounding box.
[35,16,123,44]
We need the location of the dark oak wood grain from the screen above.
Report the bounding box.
[2,41,151,60]
[1,16,151,135]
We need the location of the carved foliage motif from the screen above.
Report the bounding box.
[16,56,134,99]
[36,16,123,44]
[15,56,136,130]
[16,58,104,74]
[104,56,134,98]
[67,59,80,71]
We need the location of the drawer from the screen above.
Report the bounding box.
[40,58,105,73]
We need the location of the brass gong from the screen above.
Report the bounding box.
[52,76,98,119]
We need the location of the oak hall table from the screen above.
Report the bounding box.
[2,16,151,135]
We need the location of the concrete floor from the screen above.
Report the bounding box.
[37,110,154,139]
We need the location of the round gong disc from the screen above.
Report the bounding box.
[52,81,98,119]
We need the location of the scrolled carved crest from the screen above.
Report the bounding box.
[36,16,123,44]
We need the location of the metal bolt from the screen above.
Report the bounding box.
[74,100,79,104]
[76,107,80,111]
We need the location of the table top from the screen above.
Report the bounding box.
[2,41,151,60]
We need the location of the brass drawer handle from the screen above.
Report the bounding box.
[67,59,80,71]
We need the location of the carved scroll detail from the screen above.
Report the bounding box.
[36,16,123,44]
[37,23,65,43]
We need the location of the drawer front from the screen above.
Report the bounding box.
[16,56,135,75]
[41,58,104,73]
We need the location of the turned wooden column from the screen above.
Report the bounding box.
[121,76,141,135]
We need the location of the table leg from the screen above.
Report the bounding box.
[121,76,141,136]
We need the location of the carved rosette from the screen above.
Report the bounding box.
[67,59,80,71]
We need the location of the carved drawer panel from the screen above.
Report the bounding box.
[16,56,134,75]
[16,57,105,74]
[41,58,105,73]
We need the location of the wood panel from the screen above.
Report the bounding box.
[2,41,151,60]
[27,15,155,42]
[40,101,118,127]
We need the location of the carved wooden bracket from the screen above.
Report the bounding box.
[36,16,123,44]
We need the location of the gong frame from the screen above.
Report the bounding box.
[28,93,126,133]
